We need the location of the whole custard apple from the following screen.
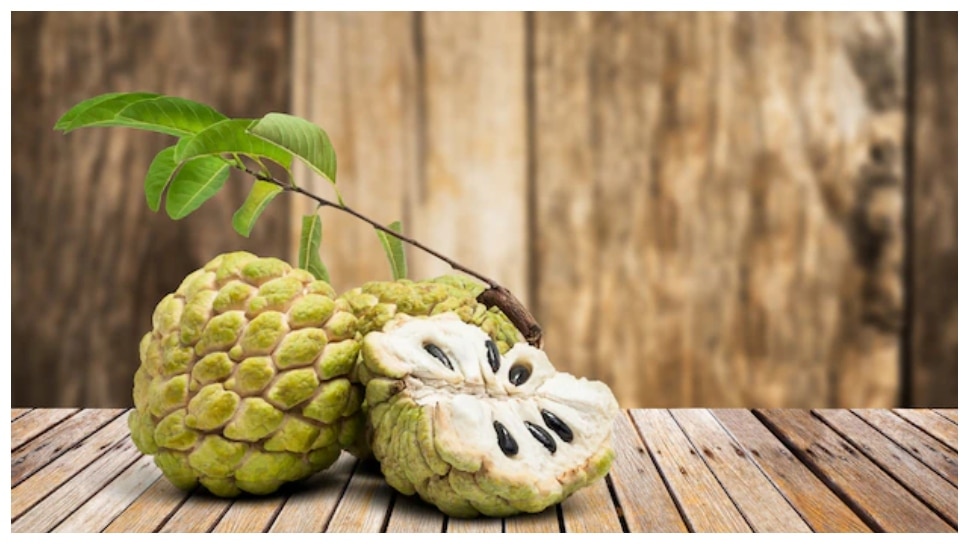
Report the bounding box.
[359,313,619,517]
[128,251,365,497]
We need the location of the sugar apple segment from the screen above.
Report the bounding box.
[362,313,619,517]
[129,251,365,497]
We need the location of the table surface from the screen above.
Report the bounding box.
[10,408,958,533]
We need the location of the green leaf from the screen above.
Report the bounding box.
[232,181,283,237]
[298,214,330,282]
[55,92,161,132]
[177,119,294,171]
[144,146,179,212]
[114,96,228,137]
[248,113,337,184]
[164,156,231,219]
[376,221,408,280]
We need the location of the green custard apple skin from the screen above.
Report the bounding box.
[128,251,364,497]
[359,313,619,517]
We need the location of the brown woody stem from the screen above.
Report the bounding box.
[237,164,544,347]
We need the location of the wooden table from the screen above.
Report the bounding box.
[10,408,958,533]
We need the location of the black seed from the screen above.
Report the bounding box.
[525,421,557,454]
[509,364,531,386]
[486,340,500,373]
[423,343,453,370]
[494,421,518,456]
[540,409,573,443]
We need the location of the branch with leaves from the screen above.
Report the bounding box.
[54,92,542,347]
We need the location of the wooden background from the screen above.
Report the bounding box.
[10,12,957,409]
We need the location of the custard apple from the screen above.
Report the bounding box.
[359,313,619,517]
[128,251,365,496]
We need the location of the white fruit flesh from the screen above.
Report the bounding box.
[362,313,619,516]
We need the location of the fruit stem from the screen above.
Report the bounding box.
[238,166,544,347]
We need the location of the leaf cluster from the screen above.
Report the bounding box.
[55,92,408,281]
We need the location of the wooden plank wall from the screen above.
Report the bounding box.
[11,12,957,408]
[11,13,293,407]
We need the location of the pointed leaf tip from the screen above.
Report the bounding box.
[299,214,330,282]
[376,221,408,280]
[232,181,283,237]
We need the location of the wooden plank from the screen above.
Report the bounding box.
[630,409,750,532]
[671,409,810,532]
[505,506,560,533]
[11,410,131,518]
[12,408,126,485]
[52,454,159,532]
[893,409,958,451]
[446,516,503,533]
[10,408,79,450]
[608,412,687,532]
[411,12,528,297]
[535,12,905,408]
[11,12,292,408]
[560,479,623,533]
[757,409,952,532]
[909,12,958,408]
[325,459,394,532]
[159,492,232,533]
[853,408,957,485]
[270,452,358,532]
[934,409,958,424]
[212,497,286,533]
[11,408,32,421]
[815,409,957,526]
[712,409,870,532]
[104,476,192,532]
[531,12,601,391]
[12,436,141,532]
[289,12,418,293]
[384,494,446,533]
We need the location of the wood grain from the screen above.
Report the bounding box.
[560,480,623,532]
[212,496,286,533]
[892,409,958,451]
[52,454,159,532]
[11,12,292,408]
[711,409,870,532]
[608,413,688,531]
[269,452,358,532]
[934,409,958,424]
[159,492,232,533]
[505,506,561,533]
[11,411,131,518]
[12,409,32,421]
[671,409,810,532]
[384,494,446,533]
[446,516,503,533]
[852,408,957,485]
[630,409,750,532]
[12,437,142,532]
[104,477,191,532]
[12,408,126,486]
[290,13,418,293]
[814,409,957,526]
[325,460,394,532]
[411,12,529,297]
[10,408,79,450]
[908,12,957,408]
[534,12,905,408]
[757,408,952,532]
